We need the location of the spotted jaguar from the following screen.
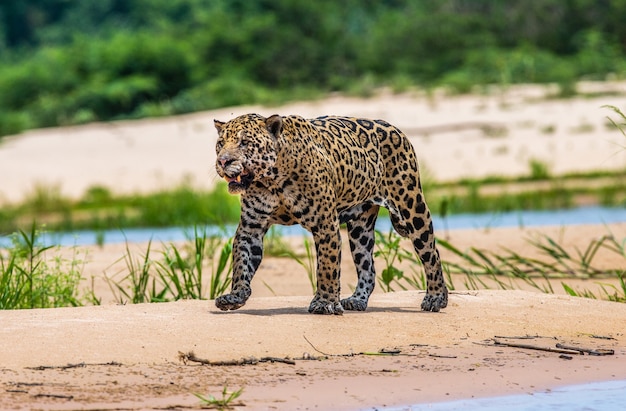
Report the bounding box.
[213,113,448,315]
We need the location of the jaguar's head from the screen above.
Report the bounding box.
[214,113,282,194]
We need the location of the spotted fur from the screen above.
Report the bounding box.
[213,114,448,315]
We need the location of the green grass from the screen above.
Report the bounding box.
[365,228,626,303]
[2,224,625,310]
[104,227,233,305]
[156,227,234,301]
[604,105,626,145]
[194,385,244,410]
[283,237,317,293]
[0,224,85,309]
[104,240,165,304]
[374,230,417,292]
[436,233,626,302]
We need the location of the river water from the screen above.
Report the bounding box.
[383,379,626,411]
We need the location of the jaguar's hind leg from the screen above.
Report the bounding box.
[390,195,448,312]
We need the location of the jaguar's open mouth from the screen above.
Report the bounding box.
[224,171,253,193]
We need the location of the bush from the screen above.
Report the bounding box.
[442,45,577,88]
[575,30,626,79]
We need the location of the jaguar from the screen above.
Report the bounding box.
[213,113,448,315]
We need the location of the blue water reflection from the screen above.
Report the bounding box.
[388,379,626,411]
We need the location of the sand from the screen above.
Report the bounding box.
[1,291,625,410]
[1,83,626,410]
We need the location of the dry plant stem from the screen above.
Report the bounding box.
[493,340,583,355]
[25,361,122,371]
[554,343,615,356]
[178,351,295,366]
[303,335,422,358]
[428,354,458,359]
[590,334,617,340]
[33,394,74,400]
[493,334,547,340]
[303,334,361,357]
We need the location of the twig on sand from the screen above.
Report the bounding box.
[33,394,74,400]
[302,335,362,357]
[428,354,458,359]
[555,343,615,356]
[178,351,296,366]
[493,335,548,340]
[302,335,334,357]
[492,340,582,355]
[379,348,402,355]
[479,337,616,357]
[302,335,407,358]
[25,361,122,371]
[589,334,617,340]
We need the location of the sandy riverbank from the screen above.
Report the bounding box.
[0,289,624,410]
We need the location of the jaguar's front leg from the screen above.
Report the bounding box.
[308,224,344,315]
[215,224,266,311]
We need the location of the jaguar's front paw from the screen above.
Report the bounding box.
[340,296,368,311]
[308,298,344,315]
[215,293,246,311]
[421,290,448,312]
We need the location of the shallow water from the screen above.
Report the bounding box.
[1,206,625,247]
[384,379,626,411]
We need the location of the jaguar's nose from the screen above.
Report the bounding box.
[218,155,234,168]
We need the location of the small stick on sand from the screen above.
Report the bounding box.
[493,335,542,340]
[26,361,122,371]
[303,335,356,357]
[33,394,74,400]
[429,354,458,359]
[555,343,615,356]
[492,340,582,355]
[178,351,296,366]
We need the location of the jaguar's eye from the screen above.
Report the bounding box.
[240,139,249,149]
[216,140,224,152]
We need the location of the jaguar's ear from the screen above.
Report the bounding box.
[214,119,225,133]
[265,114,282,139]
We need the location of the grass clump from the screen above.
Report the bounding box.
[0,225,85,309]
[372,230,447,293]
[528,158,552,180]
[157,227,233,301]
[194,385,244,410]
[283,237,316,293]
[436,233,626,302]
[604,105,626,143]
[105,240,164,304]
[366,227,625,304]
[374,230,416,292]
[105,227,233,304]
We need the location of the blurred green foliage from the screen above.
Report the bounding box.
[1,0,626,136]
